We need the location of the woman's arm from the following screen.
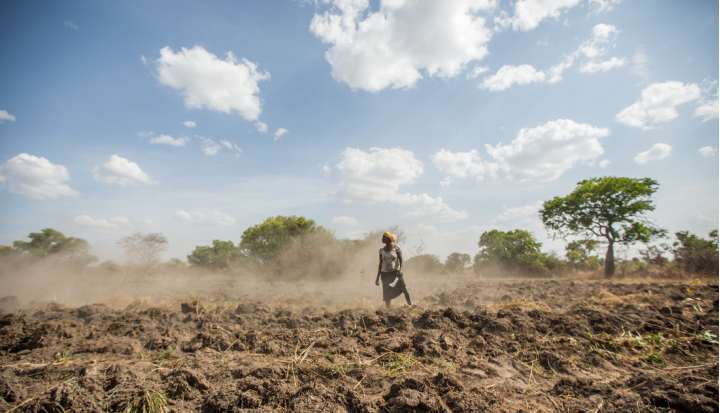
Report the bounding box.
[376,251,382,285]
[397,248,403,276]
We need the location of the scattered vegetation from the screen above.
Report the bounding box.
[1,178,716,281]
[54,351,75,363]
[155,347,176,364]
[121,389,169,413]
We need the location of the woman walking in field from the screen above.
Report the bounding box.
[375,231,413,308]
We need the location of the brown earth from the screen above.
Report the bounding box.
[0,277,718,413]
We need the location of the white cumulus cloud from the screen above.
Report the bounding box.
[274,128,289,140]
[393,193,468,222]
[183,121,196,128]
[174,210,235,227]
[93,155,157,186]
[698,146,717,157]
[334,147,466,222]
[480,64,545,91]
[548,24,624,83]
[154,46,270,121]
[615,81,702,130]
[64,21,79,30]
[0,110,16,123]
[150,134,190,147]
[74,215,134,231]
[335,147,424,203]
[310,0,495,92]
[431,149,498,186]
[634,143,672,164]
[0,153,78,199]
[599,159,610,168]
[485,119,609,181]
[332,216,360,226]
[502,0,583,31]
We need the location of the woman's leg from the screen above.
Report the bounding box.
[385,300,391,309]
[401,285,413,305]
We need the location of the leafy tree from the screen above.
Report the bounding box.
[12,228,96,265]
[405,254,443,275]
[671,230,718,274]
[445,252,472,274]
[540,177,666,277]
[0,246,15,256]
[565,239,601,270]
[474,229,543,275]
[475,229,542,264]
[240,216,321,262]
[117,233,168,269]
[188,240,245,270]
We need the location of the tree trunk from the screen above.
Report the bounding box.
[604,241,615,277]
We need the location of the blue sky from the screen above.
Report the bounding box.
[0,0,717,263]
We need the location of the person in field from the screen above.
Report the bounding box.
[375,231,413,308]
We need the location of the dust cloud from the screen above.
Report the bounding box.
[0,233,481,311]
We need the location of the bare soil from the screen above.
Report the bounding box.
[0,277,718,413]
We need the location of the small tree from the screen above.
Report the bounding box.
[565,239,601,270]
[672,230,718,274]
[445,252,471,274]
[117,233,168,269]
[12,228,97,266]
[474,229,543,275]
[540,177,666,277]
[188,240,245,271]
[240,216,320,262]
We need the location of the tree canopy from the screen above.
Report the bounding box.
[240,215,324,262]
[474,229,543,275]
[188,240,245,270]
[11,228,96,265]
[540,177,665,277]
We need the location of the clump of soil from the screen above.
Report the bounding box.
[0,278,717,412]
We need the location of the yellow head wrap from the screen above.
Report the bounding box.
[383,231,397,243]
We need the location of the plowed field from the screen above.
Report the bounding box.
[1,277,718,412]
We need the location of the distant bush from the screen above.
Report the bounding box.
[672,230,718,275]
[405,254,443,275]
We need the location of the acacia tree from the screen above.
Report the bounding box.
[117,233,168,269]
[540,177,665,277]
[12,228,97,266]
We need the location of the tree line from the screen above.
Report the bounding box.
[1,177,717,278]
